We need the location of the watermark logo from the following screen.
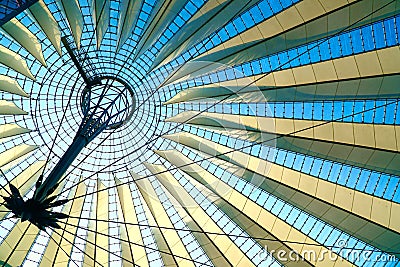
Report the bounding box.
[258,239,397,264]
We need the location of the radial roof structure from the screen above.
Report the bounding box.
[0,0,400,266]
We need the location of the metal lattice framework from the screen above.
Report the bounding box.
[0,0,399,266]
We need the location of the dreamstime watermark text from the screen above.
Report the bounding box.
[258,239,396,263]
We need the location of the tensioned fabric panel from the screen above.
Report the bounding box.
[139,194,177,267]
[1,18,46,66]
[154,150,356,266]
[0,124,30,140]
[117,0,144,51]
[0,144,38,169]
[162,132,400,256]
[160,188,233,267]
[28,0,62,55]
[164,45,400,95]
[95,180,109,266]
[114,177,149,267]
[134,0,188,60]
[165,0,400,84]
[91,0,110,49]
[155,157,310,267]
[57,0,84,49]
[0,45,35,80]
[0,100,28,115]
[166,111,400,176]
[39,181,85,266]
[136,171,196,267]
[150,0,261,70]
[143,163,258,267]
[0,75,29,97]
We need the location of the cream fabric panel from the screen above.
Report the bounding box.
[115,177,149,267]
[157,151,312,267]
[117,0,144,50]
[29,0,62,55]
[83,181,109,266]
[167,111,400,152]
[165,0,399,85]
[0,100,28,115]
[156,150,355,266]
[0,144,38,168]
[134,0,187,59]
[166,45,400,93]
[0,162,46,265]
[151,0,260,70]
[0,75,29,97]
[163,132,400,254]
[82,198,96,266]
[0,124,30,140]
[91,0,110,49]
[0,223,38,266]
[0,45,35,80]
[54,183,86,266]
[136,172,195,267]
[57,0,83,49]
[140,196,177,267]
[163,190,232,267]
[166,111,400,175]
[144,163,257,267]
[95,180,109,266]
[1,18,46,66]
[164,75,400,104]
[209,157,400,258]
[39,181,84,266]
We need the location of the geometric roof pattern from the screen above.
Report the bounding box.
[0,0,399,266]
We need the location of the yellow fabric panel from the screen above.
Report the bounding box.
[82,224,96,266]
[139,195,177,267]
[134,0,187,59]
[0,124,30,140]
[165,0,399,85]
[117,0,143,50]
[0,75,29,97]
[0,100,28,115]
[115,177,149,267]
[0,222,38,266]
[40,182,79,265]
[91,0,110,49]
[136,173,195,267]
[1,18,46,66]
[29,0,62,55]
[167,195,232,267]
[167,111,400,175]
[151,0,260,70]
[2,175,65,266]
[206,0,395,60]
[164,58,400,104]
[143,163,257,267]
[54,182,87,265]
[95,180,109,266]
[170,111,400,152]
[0,144,38,168]
[163,132,400,254]
[155,150,354,266]
[57,0,83,49]
[0,45,35,80]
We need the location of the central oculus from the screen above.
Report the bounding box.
[81,76,136,129]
